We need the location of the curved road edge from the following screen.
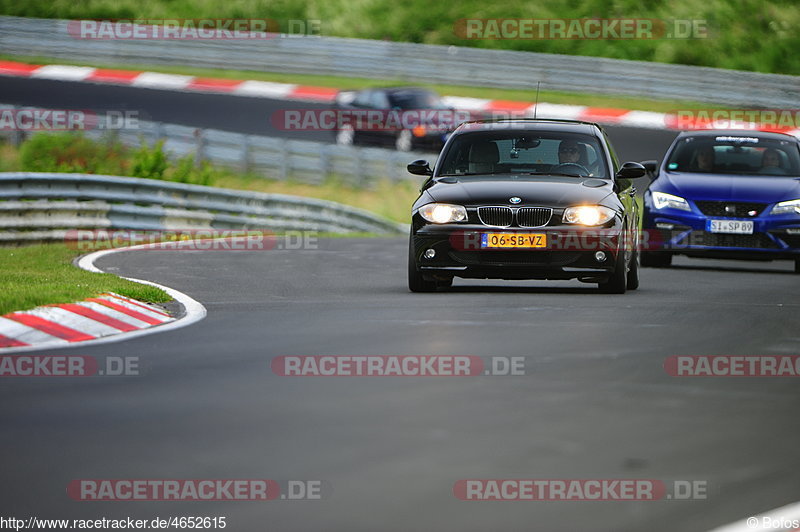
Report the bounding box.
[0,243,207,354]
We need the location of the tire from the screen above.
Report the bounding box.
[598,248,627,294]
[396,130,413,152]
[626,247,640,291]
[795,259,800,274]
[641,251,672,268]
[336,124,355,146]
[408,238,438,292]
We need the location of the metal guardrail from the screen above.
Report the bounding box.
[0,103,433,185]
[0,172,406,243]
[1,16,799,107]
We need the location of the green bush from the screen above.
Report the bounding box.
[19,132,127,174]
[131,139,168,179]
[16,132,219,186]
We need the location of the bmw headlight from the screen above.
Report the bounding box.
[652,191,691,211]
[418,203,467,224]
[770,199,800,216]
[562,205,616,226]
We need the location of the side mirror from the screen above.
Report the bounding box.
[616,161,646,179]
[407,159,433,176]
[641,160,659,179]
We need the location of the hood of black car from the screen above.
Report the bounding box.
[425,176,615,208]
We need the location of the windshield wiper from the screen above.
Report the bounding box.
[527,171,586,178]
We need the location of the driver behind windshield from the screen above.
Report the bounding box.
[556,139,594,175]
[558,140,581,164]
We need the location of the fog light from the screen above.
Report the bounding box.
[594,251,607,262]
[787,228,800,234]
[424,248,436,259]
[656,223,675,230]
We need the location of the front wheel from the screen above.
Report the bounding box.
[795,259,800,274]
[408,239,437,292]
[598,249,627,294]
[626,248,640,290]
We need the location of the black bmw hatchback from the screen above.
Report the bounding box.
[407,119,646,293]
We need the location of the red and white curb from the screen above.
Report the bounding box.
[0,244,207,353]
[0,292,172,348]
[5,59,799,136]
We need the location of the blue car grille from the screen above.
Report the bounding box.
[686,231,778,249]
[694,201,767,217]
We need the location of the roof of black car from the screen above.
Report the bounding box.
[454,119,601,135]
[675,129,799,141]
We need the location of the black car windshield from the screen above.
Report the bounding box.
[389,90,447,110]
[437,131,610,178]
[666,135,800,176]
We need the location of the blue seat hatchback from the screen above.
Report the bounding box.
[642,130,800,273]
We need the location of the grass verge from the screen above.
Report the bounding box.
[0,53,724,113]
[0,244,171,315]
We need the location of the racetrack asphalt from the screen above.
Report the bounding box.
[0,237,798,531]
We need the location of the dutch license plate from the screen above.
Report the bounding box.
[707,219,754,234]
[481,233,547,248]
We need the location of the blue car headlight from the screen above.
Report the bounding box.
[770,199,800,216]
[652,192,691,212]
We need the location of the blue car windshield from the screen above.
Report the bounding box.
[438,131,609,178]
[666,135,800,176]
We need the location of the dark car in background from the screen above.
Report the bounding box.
[407,119,646,293]
[641,130,800,272]
[333,87,468,152]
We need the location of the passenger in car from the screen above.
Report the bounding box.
[693,145,715,171]
[468,141,499,174]
[760,148,786,174]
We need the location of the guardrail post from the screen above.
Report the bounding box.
[320,144,331,181]
[11,105,25,147]
[152,121,165,145]
[240,134,251,174]
[279,137,290,180]
[194,128,205,168]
